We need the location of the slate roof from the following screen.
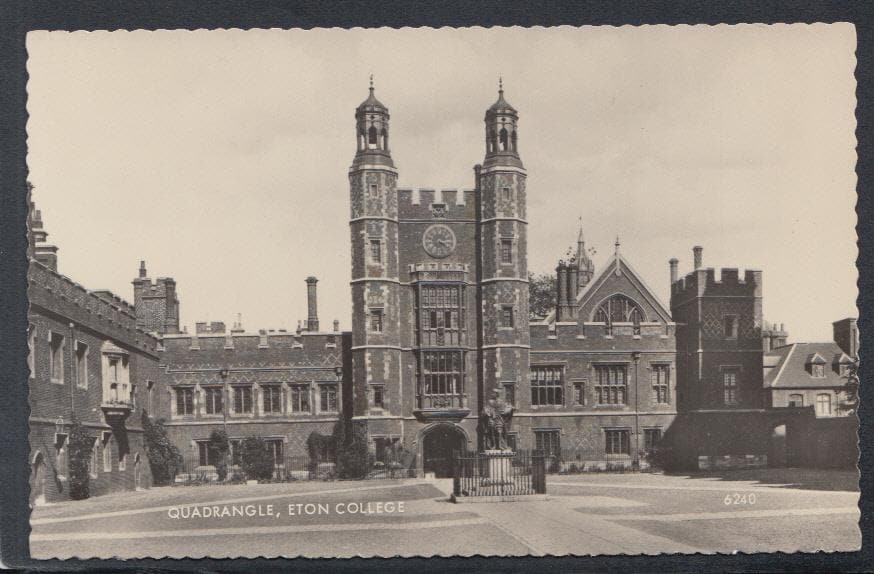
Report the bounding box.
[764,342,854,389]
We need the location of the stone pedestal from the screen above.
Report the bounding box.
[481,449,514,489]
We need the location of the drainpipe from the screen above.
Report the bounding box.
[633,351,641,469]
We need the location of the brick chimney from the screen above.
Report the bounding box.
[669,258,679,284]
[306,276,319,332]
[693,246,703,270]
[833,318,858,359]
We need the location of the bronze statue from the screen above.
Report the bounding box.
[481,389,514,451]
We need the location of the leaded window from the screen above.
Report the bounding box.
[419,284,464,347]
[534,430,561,457]
[594,295,644,336]
[651,364,670,404]
[723,368,739,405]
[320,384,338,413]
[595,365,627,405]
[262,385,283,414]
[605,429,630,455]
[420,350,464,408]
[233,386,252,414]
[290,384,310,413]
[530,365,564,406]
[203,387,223,415]
[176,387,194,416]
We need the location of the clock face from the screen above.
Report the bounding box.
[422,224,457,258]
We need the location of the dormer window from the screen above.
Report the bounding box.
[806,353,827,378]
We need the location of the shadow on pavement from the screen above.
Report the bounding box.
[666,467,859,492]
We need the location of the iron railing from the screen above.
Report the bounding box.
[452,450,546,497]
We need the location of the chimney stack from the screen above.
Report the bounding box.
[556,261,570,322]
[305,276,319,332]
[139,260,147,278]
[693,246,703,270]
[669,258,679,284]
[833,318,859,359]
[333,319,340,332]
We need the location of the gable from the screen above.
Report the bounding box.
[576,255,672,323]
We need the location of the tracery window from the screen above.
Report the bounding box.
[593,295,644,336]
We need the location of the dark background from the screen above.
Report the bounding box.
[1,1,872,571]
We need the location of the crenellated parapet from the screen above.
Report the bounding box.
[671,267,762,307]
[28,260,159,355]
[397,188,477,220]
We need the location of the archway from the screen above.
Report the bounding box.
[421,424,466,478]
[31,452,47,506]
[769,424,787,467]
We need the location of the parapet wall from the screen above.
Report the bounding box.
[28,260,159,355]
[397,188,477,220]
[671,267,762,301]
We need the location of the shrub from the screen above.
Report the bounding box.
[241,437,275,481]
[208,430,230,481]
[67,418,93,500]
[142,411,183,486]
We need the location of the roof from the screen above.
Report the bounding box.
[764,342,852,389]
[356,87,387,113]
[542,251,673,326]
[486,89,517,115]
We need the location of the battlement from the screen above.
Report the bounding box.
[133,275,177,297]
[397,187,477,219]
[160,328,345,354]
[28,260,159,355]
[671,267,762,297]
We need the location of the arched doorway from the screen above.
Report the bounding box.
[422,424,466,478]
[769,424,787,467]
[31,452,47,506]
[134,453,142,491]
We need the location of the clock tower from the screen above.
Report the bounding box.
[477,80,530,419]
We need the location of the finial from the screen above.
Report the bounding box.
[369,73,374,93]
[499,76,503,95]
[615,235,621,255]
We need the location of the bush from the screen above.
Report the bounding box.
[241,437,275,481]
[67,418,93,500]
[142,411,183,486]
[208,430,230,481]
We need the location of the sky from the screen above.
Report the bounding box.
[25,24,857,342]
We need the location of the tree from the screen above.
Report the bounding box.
[839,359,860,415]
[142,410,183,486]
[208,430,230,481]
[241,437,275,481]
[332,417,369,479]
[67,417,94,500]
[528,272,557,320]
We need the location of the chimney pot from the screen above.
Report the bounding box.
[305,277,319,332]
[693,246,703,269]
[669,258,679,284]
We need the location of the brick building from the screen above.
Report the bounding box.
[155,292,349,474]
[27,196,167,504]
[763,318,858,417]
[30,83,856,484]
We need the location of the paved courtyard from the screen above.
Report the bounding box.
[30,469,860,559]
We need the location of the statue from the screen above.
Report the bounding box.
[481,389,514,451]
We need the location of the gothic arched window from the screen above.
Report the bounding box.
[499,128,509,151]
[368,125,378,147]
[488,129,497,153]
[593,295,645,336]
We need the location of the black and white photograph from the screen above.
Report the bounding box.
[21,24,860,559]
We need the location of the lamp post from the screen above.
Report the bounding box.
[632,351,641,469]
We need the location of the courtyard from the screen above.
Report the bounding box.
[29,468,860,559]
